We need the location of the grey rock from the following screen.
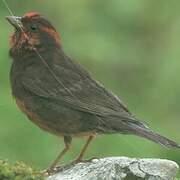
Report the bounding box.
[47,157,179,180]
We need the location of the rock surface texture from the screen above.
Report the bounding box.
[47,157,179,180]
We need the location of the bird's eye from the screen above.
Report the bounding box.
[30,24,37,31]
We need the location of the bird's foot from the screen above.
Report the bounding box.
[71,156,98,165]
[41,157,99,176]
[41,166,61,176]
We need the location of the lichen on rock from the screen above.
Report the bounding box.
[48,157,179,180]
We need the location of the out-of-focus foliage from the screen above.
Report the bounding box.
[0,0,180,172]
[0,160,44,179]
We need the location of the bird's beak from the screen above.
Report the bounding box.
[6,16,23,29]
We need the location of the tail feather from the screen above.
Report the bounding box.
[132,126,180,148]
[102,116,180,148]
[123,117,180,148]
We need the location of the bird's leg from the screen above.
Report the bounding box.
[75,135,94,163]
[46,135,72,174]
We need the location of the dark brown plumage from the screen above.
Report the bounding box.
[6,12,180,173]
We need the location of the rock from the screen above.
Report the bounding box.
[47,157,179,180]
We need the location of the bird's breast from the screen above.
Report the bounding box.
[15,98,49,130]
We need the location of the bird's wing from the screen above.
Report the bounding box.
[22,55,133,119]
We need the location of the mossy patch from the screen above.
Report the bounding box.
[0,160,44,180]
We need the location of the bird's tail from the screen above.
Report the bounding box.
[131,125,180,148]
[102,116,180,148]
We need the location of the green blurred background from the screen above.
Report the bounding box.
[0,0,180,171]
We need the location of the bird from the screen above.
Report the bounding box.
[6,12,180,174]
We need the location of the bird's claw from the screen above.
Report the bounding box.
[71,156,98,165]
[41,157,99,176]
[41,166,61,176]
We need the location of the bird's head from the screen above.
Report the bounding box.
[6,12,61,57]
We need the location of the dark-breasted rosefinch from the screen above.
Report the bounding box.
[6,12,180,173]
